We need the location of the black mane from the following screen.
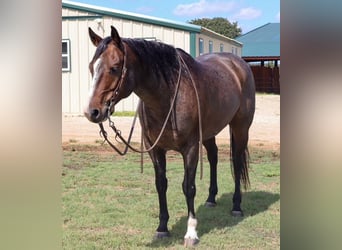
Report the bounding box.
[91,36,112,63]
[92,37,193,87]
[123,38,181,87]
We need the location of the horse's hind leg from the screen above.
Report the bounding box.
[149,147,170,238]
[229,122,251,217]
[203,137,218,207]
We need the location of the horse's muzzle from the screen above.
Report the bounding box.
[84,105,114,123]
[84,107,103,123]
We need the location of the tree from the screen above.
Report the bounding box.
[189,17,241,38]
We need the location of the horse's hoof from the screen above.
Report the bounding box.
[205,201,217,207]
[231,210,244,217]
[154,231,170,239]
[184,237,199,247]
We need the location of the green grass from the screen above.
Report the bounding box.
[62,143,280,249]
[112,111,136,117]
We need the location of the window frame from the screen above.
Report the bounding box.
[199,38,204,55]
[220,43,224,52]
[209,40,213,53]
[62,39,71,72]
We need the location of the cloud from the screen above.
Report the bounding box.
[173,0,236,16]
[233,7,262,20]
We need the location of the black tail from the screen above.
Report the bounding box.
[230,128,250,190]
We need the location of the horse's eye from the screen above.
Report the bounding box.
[109,67,118,75]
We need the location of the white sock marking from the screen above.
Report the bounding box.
[184,216,198,240]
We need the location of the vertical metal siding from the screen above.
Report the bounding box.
[63,7,193,114]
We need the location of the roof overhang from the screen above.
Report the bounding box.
[62,0,201,33]
[200,27,242,47]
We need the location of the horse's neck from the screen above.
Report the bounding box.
[133,75,170,112]
[124,41,180,112]
[131,64,173,111]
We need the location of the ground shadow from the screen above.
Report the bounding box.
[146,191,280,248]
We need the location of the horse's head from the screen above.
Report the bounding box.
[84,26,128,123]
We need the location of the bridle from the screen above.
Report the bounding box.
[98,45,204,179]
[102,44,128,113]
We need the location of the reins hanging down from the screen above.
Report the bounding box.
[99,51,204,179]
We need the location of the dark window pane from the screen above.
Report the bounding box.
[62,56,68,69]
[62,42,68,54]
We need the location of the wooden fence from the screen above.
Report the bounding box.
[250,66,280,94]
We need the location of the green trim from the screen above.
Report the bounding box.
[189,32,196,58]
[62,1,201,33]
[62,15,103,20]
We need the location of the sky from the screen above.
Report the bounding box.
[66,0,280,34]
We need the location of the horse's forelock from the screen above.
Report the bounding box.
[92,36,113,62]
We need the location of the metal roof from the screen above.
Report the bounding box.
[236,23,280,57]
[62,0,201,33]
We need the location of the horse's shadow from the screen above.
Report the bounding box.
[146,191,280,248]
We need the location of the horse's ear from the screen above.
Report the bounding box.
[110,25,123,49]
[88,27,102,47]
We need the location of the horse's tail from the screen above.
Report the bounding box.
[230,128,250,190]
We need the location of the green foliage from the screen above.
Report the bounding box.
[189,17,242,38]
[62,144,279,249]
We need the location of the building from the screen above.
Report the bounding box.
[236,23,280,93]
[62,0,243,114]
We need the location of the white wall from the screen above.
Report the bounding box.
[62,7,242,114]
[196,32,242,57]
[62,7,191,114]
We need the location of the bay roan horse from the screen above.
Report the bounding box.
[84,26,255,246]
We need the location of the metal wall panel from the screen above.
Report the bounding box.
[62,6,239,114]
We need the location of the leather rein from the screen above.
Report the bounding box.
[98,45,204,179]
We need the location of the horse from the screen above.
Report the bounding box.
[84,26,255,246]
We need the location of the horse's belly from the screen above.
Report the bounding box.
[202,95,240,139]
[202,116,231,140]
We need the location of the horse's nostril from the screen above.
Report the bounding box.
[90,109,100,120]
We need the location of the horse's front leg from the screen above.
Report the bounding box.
[182,143,200,247]
[149,147,170,238]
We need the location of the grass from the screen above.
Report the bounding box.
[62,143,280,249]
[112,111,136,117]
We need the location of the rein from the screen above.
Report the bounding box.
[99,48,204,179]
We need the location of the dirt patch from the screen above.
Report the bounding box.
[62,94,279,150]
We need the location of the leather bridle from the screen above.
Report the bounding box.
[102,44,128,115]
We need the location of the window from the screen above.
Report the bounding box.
[209,41,213,53]
[62,39,71,72]
[220,43,224,52]
[199,38,204,55]
[231,47,235,54]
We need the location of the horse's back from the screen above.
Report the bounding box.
[196,52,254,92]
[194,52,255,138]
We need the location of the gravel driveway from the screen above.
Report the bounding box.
[62,94,279,149]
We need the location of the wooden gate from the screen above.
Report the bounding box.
[250,66,280,94]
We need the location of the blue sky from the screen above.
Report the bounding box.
[66,0,280,34]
